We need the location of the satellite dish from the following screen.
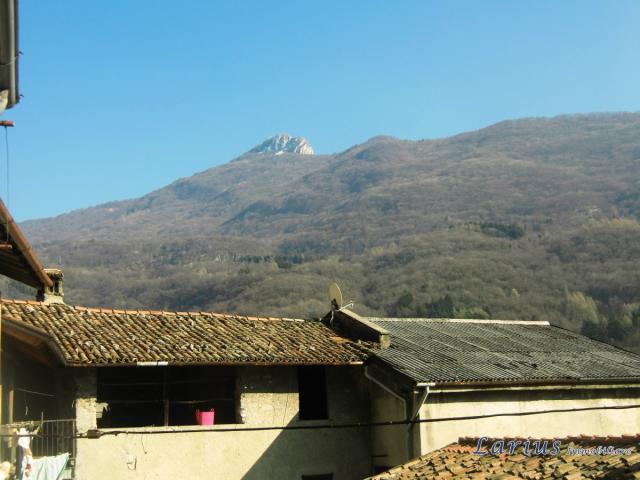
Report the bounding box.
[328,283,343,310]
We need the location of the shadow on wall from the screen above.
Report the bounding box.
[241,416,372,480]
[241,366,373,480]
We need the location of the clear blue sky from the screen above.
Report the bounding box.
[2,0,640,220]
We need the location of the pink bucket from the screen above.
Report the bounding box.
[196,408,215,425]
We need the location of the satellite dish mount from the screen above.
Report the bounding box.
[328,282,343,311]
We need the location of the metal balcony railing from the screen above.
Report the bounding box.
[31,419,76,459]
[1,419,76,464]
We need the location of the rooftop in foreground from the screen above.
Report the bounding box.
[366,435,640,479]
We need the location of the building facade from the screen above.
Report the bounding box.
[2,299,374,480]
[329,309,640,474]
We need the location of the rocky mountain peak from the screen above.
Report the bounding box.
[249,134,314,155]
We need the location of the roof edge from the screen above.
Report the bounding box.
[1,316,68,366]
[368,317,550,326]
[430,377,640,389]
[0,199,52,288]
[66,360,365,368]
[0,297,307,321]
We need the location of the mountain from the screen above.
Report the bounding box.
[250,133,314,155]
[13,112,640,352]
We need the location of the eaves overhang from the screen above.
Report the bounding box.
[0,199,53,288]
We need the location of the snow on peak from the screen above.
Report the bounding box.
[250,134,314,155]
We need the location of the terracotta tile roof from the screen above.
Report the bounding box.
[367,435,640,479]
[1,299,372,366]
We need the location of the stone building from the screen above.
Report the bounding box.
[2,298,374,480]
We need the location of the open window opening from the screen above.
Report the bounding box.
[297,366,328,420]
[97,366,236,428]
[1,336,65,424]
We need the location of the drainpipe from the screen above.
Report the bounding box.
[406,384,434,458]
[364,366,411,460]
[6,0,18,108]
[0,300,3,425]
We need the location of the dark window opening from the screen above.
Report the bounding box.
[373,466,391,474]
[3,353,58,423]
[301,474,333,480]
[97,366,236,428]
[298,366,328,420]
[167,367,236,425]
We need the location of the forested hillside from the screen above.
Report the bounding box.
[9,113,640,352]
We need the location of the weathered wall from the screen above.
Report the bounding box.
[418,386,640,454]
[369,384,408,472]
[74,365,372,480]
[74,368,96,433]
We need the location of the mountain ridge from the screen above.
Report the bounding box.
[13,112,640,353]
[25,111,640,240]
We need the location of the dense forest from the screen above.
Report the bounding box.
[6,112,640,352]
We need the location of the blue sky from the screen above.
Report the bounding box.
[2,0,640,220]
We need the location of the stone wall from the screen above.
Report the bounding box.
[74,368,97,433]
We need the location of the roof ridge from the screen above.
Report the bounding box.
[1,297,306,321]
[368,317,551,326]
[1,298,46,305]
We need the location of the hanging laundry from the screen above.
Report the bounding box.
[29,453,70,480]
[0,462,10,480]
[15,427,33,480]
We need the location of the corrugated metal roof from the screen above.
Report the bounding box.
[368,318,640,384]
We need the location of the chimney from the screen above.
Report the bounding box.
[324,308,391,348]
[37,268,64,304]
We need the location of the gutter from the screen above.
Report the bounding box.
[136,361,168,367]
[428,377,640,389]
[429,382,640,394]
[406,384,433,431]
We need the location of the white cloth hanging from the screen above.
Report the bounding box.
[29,453,70,480]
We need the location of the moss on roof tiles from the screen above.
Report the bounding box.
[1,300,371,366]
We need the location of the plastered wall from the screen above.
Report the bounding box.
[73,365,372,480]
[369,384,409,471]
[418,386,640,454]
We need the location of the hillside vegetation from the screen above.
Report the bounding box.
[12,112,640,352]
